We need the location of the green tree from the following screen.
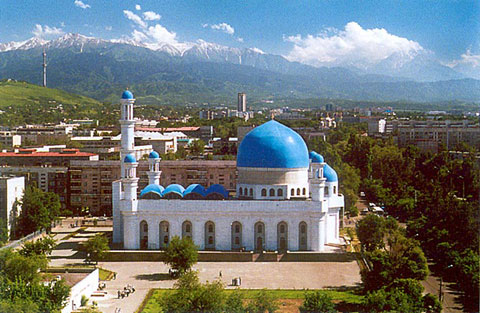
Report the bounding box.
[225,291,246,313]
[0,219,8,246]
[163,236,198,274]
[162,271,226,313]
[20,236,57,257]
[246,289,278,313]
[0,249,48,283]
[364,279,425,313]
[17,186,61,237]
[299,291,335,313]
[189,139,206,155]
[356,214,385,251]
[84,234,109,264]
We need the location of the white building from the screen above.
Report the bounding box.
[0,176,24,235]
[113,91,343,251]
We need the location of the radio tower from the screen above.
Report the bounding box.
[42,48,47,87]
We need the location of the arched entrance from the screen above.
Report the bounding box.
[299,221,308,250]
[254,221,265,251]
[159,221,170,249]
[277,221,288,251]
[182,220,192,240]
[139,220,148,249]
[231,221,242,250]
[204,221,215,250]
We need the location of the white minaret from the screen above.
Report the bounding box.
[147,151,161,185]
[308,151,326,202]
[122,154,139,201]
[120,90,136,178]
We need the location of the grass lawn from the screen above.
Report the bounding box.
[139,288,364,313]
[98,267,114,281]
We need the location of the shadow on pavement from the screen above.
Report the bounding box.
[134,273,173,281]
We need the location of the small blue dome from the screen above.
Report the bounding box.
[183,184,206,197]
[162,184,185,197]
[237,120,309,168]
[324,163,338,182]
[309,151,324,163]
[139,184,164,197]
[205,184,229,199]
[149,151,160,159]
[122,90,134,99]
[124,154,136,163]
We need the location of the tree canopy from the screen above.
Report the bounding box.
[163,236,198,274]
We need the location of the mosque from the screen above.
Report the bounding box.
[112,91,344,251]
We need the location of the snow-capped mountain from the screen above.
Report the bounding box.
[0,33,468,82]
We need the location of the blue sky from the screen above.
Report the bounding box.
[0,0,479,69]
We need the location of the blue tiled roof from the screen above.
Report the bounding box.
[124,154,136,163]
[149,151,160,159]
[206,184,229,199]
[183,184,206,197]
[324,163,338,182]
[309,151,324,163]
[237,120,309,168]
[139,184,164,197]
[121,90,134,99]
[162,184,185,197]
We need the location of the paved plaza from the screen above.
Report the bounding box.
[49,223,361,313]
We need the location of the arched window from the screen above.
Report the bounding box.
[205,221,215,250]
[239,188,243,196]
[254,221,265,251]
[261,188,267,197]
[257,224,263,233]
[231,221,242,250]
[235,224,240,233]
[280,224,285,233]
[324,187,329,196]
[302,188,306,195]
[269,188,275,196]
[244,188,248,195]
[297,188,301,195]
[159,221,170,249]
[249,188,253,197]
[277,222,288,250]
[182,221,192,240]
[291,189,295,196]
[277,189,283,197]
[299,222,308,250]
[333,186,336,194]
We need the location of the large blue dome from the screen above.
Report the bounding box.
[237,120,309,168]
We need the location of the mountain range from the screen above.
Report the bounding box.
[0,33,479,104]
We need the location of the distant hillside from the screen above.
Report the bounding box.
[0,79,100,107]
[0,34,479,104]
[0,80,117,126]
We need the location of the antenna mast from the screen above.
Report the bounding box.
[42,48,47,87]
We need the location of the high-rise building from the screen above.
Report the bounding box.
[237,93,247,112]
[0,176,24,236]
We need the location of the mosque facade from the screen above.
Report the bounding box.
[113,91,344,251]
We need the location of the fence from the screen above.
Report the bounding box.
[0,219,61,251]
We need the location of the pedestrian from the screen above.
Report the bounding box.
[132,286,135,293]
[117,290,121,299]
[219,270,222,277]
[113,272,117,280]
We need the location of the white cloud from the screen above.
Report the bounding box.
[32,24,64,39]
[237,37,244,43]
[251,47,265,54]
[203,23,235,35]
[135,4,141,11]
[123,10,147,28]
[105,26,113,31]
[74,0,90,9]
[143,11,161,21]
[448,49,480,68]
[285,22,423,69]
[146,24,179,46]
[211,23,235,35]
[447,49,480,79]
